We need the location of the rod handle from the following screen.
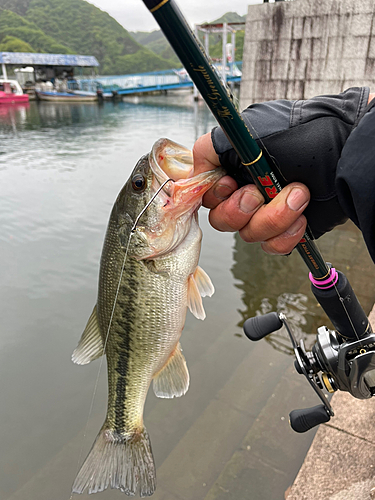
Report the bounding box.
[243,312,282,341]
[311,269,372,339]
[289,404,330,433]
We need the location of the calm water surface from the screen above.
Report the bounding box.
[1,97,375,500]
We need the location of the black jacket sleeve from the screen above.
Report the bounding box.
[211,87,370,242]
[336,100,375,263]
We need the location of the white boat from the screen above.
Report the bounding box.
[35,79,98,102]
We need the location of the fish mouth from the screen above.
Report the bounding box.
[150,138,225,216]
[150,138,193,187]
[132,138,225,261]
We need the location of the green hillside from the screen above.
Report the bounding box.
[133,11,246,65]
[199,12,246,61]
[209,30,245,61]
[0,0,175,74]
[130,29,181,67]
[130,30,163,46]
[212,12,246,23]
[0,9,72,53]
[0,2,246,74]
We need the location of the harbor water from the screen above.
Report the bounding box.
[1,95,375,500]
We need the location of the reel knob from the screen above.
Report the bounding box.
[243,312,283,341]
[289,404,331,433]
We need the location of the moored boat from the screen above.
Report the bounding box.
[35,90,98,102]
[0,79,29,104]
[35,78,98,102]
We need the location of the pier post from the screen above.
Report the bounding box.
[204,31,209,57]
[193,25,199,100]
[231,31,235,76]
[222,23,227,84]
[1,63,7,80]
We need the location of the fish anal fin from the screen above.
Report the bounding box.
[72,425,156,497]
[187,273,206,320]
[153,343,190,398]
[72,305,104,365]
[194,266,215,297]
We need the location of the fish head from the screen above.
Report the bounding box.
[114,138,225,260]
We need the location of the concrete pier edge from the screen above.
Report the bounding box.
[285,304,375,500]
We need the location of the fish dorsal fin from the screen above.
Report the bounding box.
[72,306,104,365]
[193,266,215,297]
[153,343,189,398]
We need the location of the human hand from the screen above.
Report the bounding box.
[192,132,310,255]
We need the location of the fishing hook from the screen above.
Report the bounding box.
[131,178,174,233]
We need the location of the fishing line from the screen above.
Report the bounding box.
[69,176,174,498]
[131,178,174,232]
[69,241,130,500]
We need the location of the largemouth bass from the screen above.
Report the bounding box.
[71,138,224,497]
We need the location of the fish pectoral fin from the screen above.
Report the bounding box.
[72,305,104,365]
[187,273,206,320]
[153,343,190,398]
[194,266,215,297]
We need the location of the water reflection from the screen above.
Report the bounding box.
[1,97,375,500]
[0,103,30,133]
[232,221,375,354]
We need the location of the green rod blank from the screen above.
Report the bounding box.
[142,0,329,279]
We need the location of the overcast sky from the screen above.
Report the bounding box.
[88,0,264,32]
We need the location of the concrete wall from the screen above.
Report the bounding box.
[240,0,375,107]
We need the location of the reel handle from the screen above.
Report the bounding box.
[289,404,331,433]
[243,312,283,341]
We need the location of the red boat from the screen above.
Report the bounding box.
[0,80,29,104]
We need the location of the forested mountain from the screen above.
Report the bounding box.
[0,0,175,74]
[0,0,246,74]
[130,29,180,67]
[0,9,72,53]
[132,12,246,65]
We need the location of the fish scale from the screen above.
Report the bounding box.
[71,139,224,497]
[104,227,199,433]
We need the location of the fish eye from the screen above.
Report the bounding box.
[131,173,146,192]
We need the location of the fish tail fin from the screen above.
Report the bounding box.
[72,425,156,497]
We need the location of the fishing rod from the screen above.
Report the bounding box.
[142,0,375,432]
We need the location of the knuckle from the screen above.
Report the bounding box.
[261,241,291,255]
[208,207,233,232]
[238,226,258,243]
[260,211,285,237]
[262,233,301,255]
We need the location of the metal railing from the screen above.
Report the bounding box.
[76,64,242,95]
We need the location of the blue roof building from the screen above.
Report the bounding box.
[0,52,99,80]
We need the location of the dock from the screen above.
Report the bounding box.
[77,65,242,97]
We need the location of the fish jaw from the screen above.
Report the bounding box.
[134,167,225,260]
[130,138,225,261]
[149,136,225,220]
[150,138,193,184]
[166,168,226,219]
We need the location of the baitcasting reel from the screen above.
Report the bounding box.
[243,266,375,433]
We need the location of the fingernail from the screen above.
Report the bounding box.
[239,190,263,213]
[285,217,305,236]
[213,184,234,200]
[287,188,309,211]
